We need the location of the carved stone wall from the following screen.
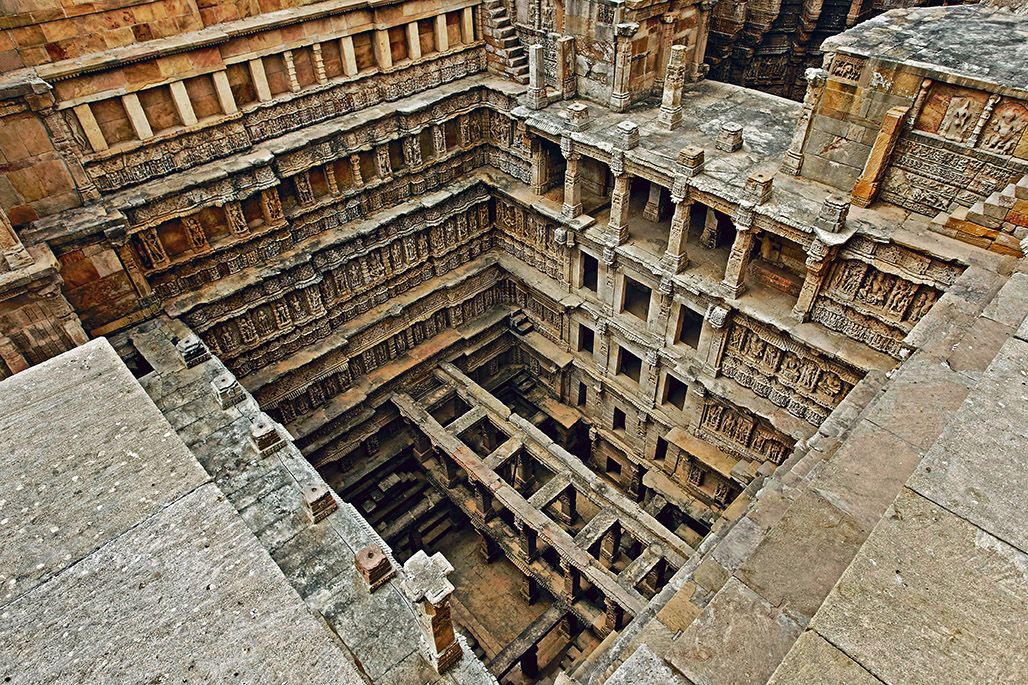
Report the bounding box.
[698,391,794,466]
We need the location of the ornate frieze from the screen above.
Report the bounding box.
[698,393,793,466]
[719,312,862,426]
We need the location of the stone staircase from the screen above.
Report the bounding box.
[932,173,1028,257]
[510,309,534,335]
[482,0,529,84]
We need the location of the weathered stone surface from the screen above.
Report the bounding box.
[669,578,802,685]
[812,489,1028,685]
[607,645,688,685]
[767,631,880,685]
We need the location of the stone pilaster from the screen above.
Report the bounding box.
[658,44,687,130]
[402,551,463,674]
[782,67,828,175]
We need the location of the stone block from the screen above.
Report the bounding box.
[715,121,743,152]
[355,543,396,592]
[615,120,639,150]
[301,482,337,523]
[211,371,244,409]
[250,414,284,455]
[176,333,210,367]
[768,631,880,685]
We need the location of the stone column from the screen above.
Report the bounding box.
[561,558,580,600]
[401,551,463,674]
[791,239,831,321]
[527,44,547,110]
[0,207,35,271]
[851,105,909,207]
[530,137,546,195]
[521,575,539,604]
[340,36,358,76]
[781,68,828,175]
[248,58,272,102]
[211,71,238,114]
[556,486,577,526]
[561,136,582,218]
[555,35,577,98]
[441,454,459,487]
[349,154,364,186]
[519,523,538,560]
[169,80,198,126]
[281,50,301,93]
[603,597,625,634]
[121,93,154,139]
[721,222,755,299]
[294,170,315,205]
[461,6,475,43]
[610,23,637,113]
[0,335,29,375]
[599,523,622,567]
[521,645,539,678]
[697,306,730,376]
[477,529,498,562]
[324,163,339,195]
[608,170,631,245]
[138,228,169,269]
[658,44,687,130]
[435,15,450,52]
[661,196,692,273]
[642,182,663,222]
[690,2,713,81]
[374,30,393,69]
[476,481,494,520]
[72,104,108,152]
[407,22,422,60]
[311,43,328,84]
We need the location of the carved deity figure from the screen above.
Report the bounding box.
[981,106,1027,154]
[939,97,975,142]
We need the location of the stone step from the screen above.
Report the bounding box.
[1016,174,1028,200]
[967,201,1004,228]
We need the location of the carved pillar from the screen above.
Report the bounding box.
[556,487,577,526]
[324,164,339,195]
[603,597,625,635]
[722,203,756,299]
[0,335,29,375]
[610,23,638,113]
[435,15,450,52]
[792,239,831,321]
[311,43,328,84]
[519,522,538,560]
[401,551,462,674]
[698,305,730,376]
[781,68,828,175]
[350,154,364,186]
[376,146,392,177]
[643,182,663,222]
[561,136,582,218]
[561,558,580,601]
[461,6,475,43]
[527,44,547,110]
[515,451,532,491]
[851,105,909,207]
[476,481,494,520]
[403,135,422,168]
[608,169,631,245]
[627,461,645,501]
[661,196,692,273]
[530,137,546,195]
[658,44,687,130]
[555,35,577,98]
[599,523,622,567]
[441,453,459,487]
[690,2,713,81]
[168,80,198,127]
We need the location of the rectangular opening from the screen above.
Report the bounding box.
[581,253,598,292]
[321,40,344,79]
[226,62,257,106]
[677,305,703,348]
[91,98,134,145]
[387,25,409,63]
[352,32,376,71]
[446,11,462,45]
[577,382,587,407]
[183,74,221,121]
[418,18,436,54]
[663,374,688,410]
[578,324,594,353]
[291,46,318,89]
[616,346,642,384]
[264,53,292,95]
[654,436,668,463]
[613,407,626,432]
[138,86,181,134]
[622,277,651,321]
[605,457,622,476]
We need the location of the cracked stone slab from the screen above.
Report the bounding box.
[767,631,880,685]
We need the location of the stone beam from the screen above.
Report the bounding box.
[487,602,567,678]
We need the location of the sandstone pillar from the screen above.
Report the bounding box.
[556,486,577,526]
[661,196,692,273]
[603,597,625,635]
[248,58,272,101]
[402,551,462,674]
[555,35,577,98]
[519,522,538,560]
[521,575,539,604]
[721,225,756,298]
[610,24,637,113]
[851,105,909,207]
[211,71,238,114]
[527,44,547,110]
[792,240,831,321]
[340,36,358,76]
[561,558,580,600]
[477,529,498,562]
[121,93,154,140]
[407,23,422,60]
[608,172,631,245]
[169,80,198,125]
[658,45,687,130]
[643,182,663,222]
[435,15,449,52]
[562,148,582,218]
[72,104,108,151]
[281,50,301,93]
[461,7,475,42]
[782,68,828,175]
[373,30,393,69]
[599,522,622,567]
